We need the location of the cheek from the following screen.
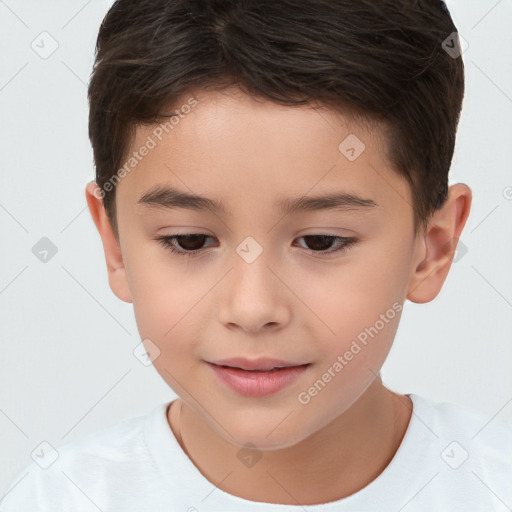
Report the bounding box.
[133,283,204,386]
[300,312,401,422]
[290,258,401,337]
[124,247,193,346]
[290,248,405,371]
[125,250,216,376]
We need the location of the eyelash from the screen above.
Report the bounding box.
[154,233,358,259]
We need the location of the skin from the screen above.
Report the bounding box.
[85,85,471,505]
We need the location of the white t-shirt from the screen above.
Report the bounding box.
[1,393,511,511]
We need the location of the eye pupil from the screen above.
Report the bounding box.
[176,234,206,251]
[303,235,333,251]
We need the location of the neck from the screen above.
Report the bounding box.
[168,377,412,505]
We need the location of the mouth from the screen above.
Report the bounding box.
[206,360,311,397]
[208,357,311,372]
[214,364,310,373]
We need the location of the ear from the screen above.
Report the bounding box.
[85,181,133,303]
[407,183,472,304]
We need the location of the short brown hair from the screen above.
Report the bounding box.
[88,0,464,240]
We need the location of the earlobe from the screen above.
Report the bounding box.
[85,181,133,303]
[406,183,472,304]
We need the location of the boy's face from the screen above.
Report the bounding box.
[94,86,428,448]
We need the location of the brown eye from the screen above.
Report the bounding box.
[301,235,336,251]
[155,233,216,258]
[155,233,357,259]
[172,234,208,251]
[294,235,358,256]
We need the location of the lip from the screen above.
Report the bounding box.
[206,360,311,397]
[209,357,308,371]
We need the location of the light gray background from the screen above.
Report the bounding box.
[1,0,511,497]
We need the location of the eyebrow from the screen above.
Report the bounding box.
[137,185,378,216]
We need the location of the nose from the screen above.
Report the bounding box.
[217,252,291,334]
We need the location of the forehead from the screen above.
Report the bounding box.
[116,87,412,220]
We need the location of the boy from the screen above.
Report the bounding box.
[1,0,510,510]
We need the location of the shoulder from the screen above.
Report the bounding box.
[413,393,512,443]
[0,404,168,511]
[410,393,512,475]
